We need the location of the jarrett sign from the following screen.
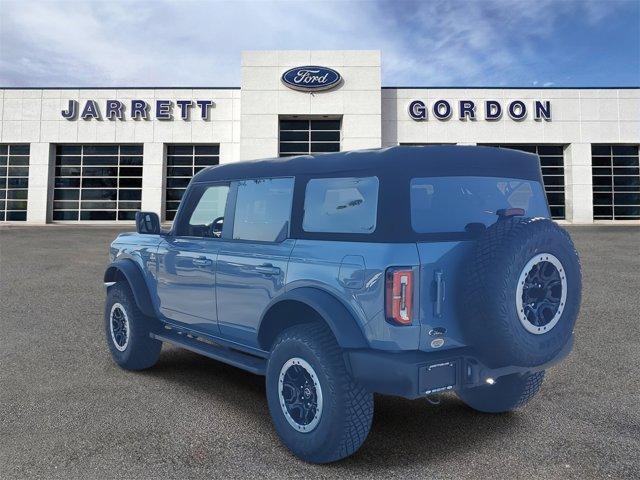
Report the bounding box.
[61,99,215,121]
[408,99,552,121]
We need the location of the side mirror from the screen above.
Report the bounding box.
[135,211,161,235]
[209,216,224,238]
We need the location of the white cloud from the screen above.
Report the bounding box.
[0,0,633,87]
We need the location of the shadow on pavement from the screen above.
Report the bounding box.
[144,344,522,470]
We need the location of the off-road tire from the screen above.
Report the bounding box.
[266,324,374,463]
[104,282,162,370]
[463,217,581,367]
[458,371,545,413]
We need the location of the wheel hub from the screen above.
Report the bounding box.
[516,253,567,335]
[278,358,323,433]
[109,302,130,351]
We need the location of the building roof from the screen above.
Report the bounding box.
[192,145,543,183]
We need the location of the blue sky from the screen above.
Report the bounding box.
[0,0,638,87]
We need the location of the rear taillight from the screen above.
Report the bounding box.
[385,268,413,325]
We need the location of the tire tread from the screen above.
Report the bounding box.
[269,323,373,463]
[463,216,581,366]
[516,371,545,408]
[105,282,161,371]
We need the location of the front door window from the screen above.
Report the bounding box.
[175,184,229,237]
[187,185,229,237]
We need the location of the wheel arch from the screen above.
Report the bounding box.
[257,287,369,352]
[104,259,155,317]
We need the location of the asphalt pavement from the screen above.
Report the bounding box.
[1,225,639,479]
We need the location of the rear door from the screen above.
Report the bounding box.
[215,177,295,347]
[156,183,229,335]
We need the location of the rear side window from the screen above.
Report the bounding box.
[411,176,549,234]
[232,178,294,242]
[303,176,379,234]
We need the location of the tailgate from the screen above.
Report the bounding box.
[416,240,475,352]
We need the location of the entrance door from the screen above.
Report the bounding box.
[156,183,229,336]
[215,177,295,347]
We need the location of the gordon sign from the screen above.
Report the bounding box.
[61,99,215,120]
[281,66,342,92]
[408,99,552,121]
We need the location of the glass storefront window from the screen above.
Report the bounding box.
[53,144,142,221]
[165,144,220,221]
[279,119,341,157]
[0,144,29,221]
[592,145,640,220]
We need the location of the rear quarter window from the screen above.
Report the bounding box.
[303,176,379,234]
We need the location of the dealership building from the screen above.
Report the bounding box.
[0,50,638,225]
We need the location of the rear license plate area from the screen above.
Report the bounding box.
[419,361,457,395]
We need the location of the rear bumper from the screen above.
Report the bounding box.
[345,335,574,399]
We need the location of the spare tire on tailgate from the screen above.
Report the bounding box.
[463,216,581,367]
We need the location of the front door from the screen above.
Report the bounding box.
[156,183,229,336]
[215,177,296,347]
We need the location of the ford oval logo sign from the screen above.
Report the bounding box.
[281,66,342,92]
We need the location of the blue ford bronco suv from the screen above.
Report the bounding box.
[104,146,581,463]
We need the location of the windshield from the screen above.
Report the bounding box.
[410,176,549,234]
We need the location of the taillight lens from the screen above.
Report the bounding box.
[385,268,413,325]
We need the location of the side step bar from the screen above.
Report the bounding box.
[151,329,267,375]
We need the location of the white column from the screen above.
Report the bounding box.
[564,143,593,224]
[141,142,165,219]
[26,143,54,223]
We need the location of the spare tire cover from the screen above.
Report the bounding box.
[463,217,582,367]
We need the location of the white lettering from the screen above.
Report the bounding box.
[293,69,329,84]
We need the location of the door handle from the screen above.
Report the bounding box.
[434,270,446,318]
[255,264,281,276]
[193,257,213,267]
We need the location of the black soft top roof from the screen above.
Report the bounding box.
[193,145,542,183]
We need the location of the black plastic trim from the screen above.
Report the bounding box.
[151,328,266,375]
[346,337,574,399]
[258,287,369,350]
[104,259,155,317]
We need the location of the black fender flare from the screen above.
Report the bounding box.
[257,287,369,351]
[104,259,155,318]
